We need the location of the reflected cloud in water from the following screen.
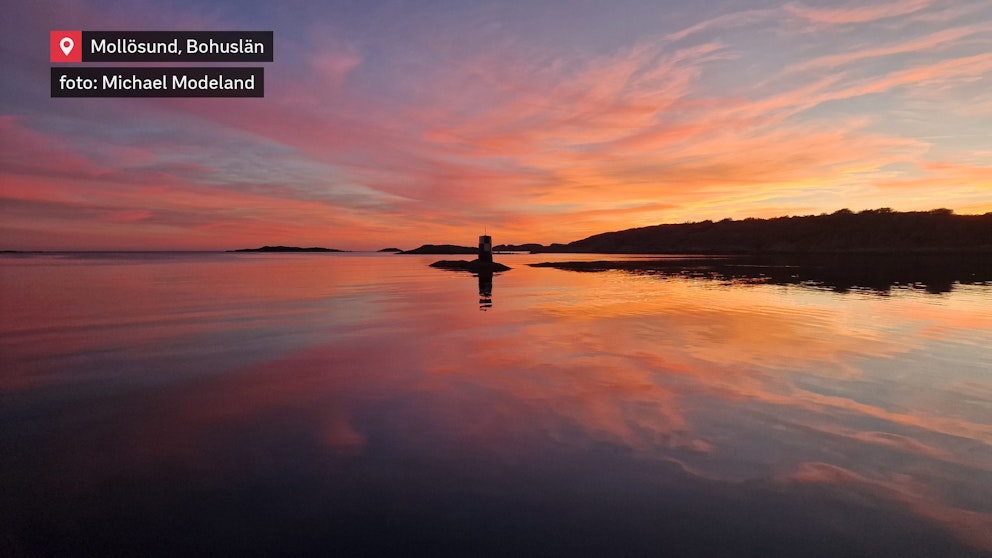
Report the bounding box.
[2,252,991,556]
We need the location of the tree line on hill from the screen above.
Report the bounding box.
[528,209,992,254]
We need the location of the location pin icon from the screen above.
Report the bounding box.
[51,31,81,62]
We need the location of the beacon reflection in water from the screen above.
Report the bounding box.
[479,271,493,310]
[426,234,508,310]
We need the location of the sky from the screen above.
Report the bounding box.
[1,0,991,250]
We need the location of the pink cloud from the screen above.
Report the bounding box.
[785,461,992,551]
[664,9,776,43]
[783,22,992,74]
[785,0,933,24]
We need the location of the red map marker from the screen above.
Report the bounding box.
[51,30,82,62]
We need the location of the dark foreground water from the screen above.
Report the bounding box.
[2,252,990,557]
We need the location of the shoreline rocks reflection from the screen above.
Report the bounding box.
[530,253,992,294]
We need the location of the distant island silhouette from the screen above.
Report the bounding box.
[528,209,992,254]
[229,246,344,253]
[378,247,402,252]
[493,243,548,252]
[399,244,477,255]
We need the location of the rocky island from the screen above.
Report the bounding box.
[429,235,511,272]
[429,259,511,272]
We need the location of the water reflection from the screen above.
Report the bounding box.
[478,271,493,310]
[426,263,499,310]
[530,253,992,294]
[2,253,990,556]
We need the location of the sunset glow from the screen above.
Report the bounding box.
[3,0,991,250]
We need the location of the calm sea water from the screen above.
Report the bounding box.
[2,252,991,557]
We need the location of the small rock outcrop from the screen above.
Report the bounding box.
[430,259,511,272]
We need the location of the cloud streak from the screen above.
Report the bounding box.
[1,0,990,249]
[784,0,933,24]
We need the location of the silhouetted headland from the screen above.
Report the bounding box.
[400,244,477,254]
[229,246,344,253]
[531,209,992,254]
[378,247,402,252]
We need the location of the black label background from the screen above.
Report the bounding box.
[52,67,265,97]
[81,32,273,62]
